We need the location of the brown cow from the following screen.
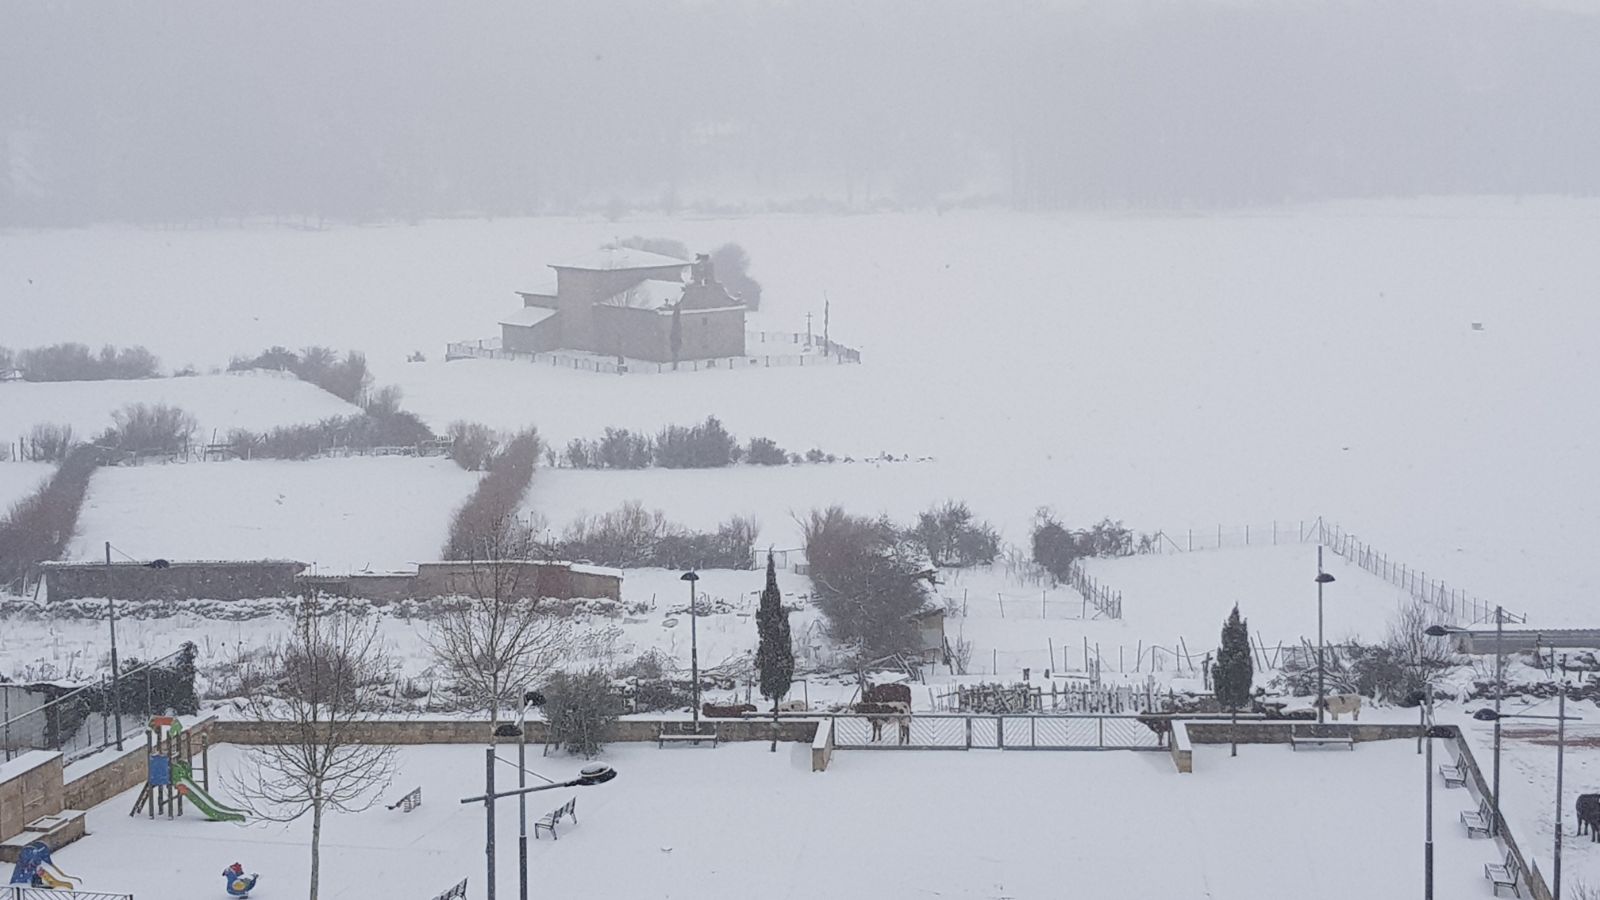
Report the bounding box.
[856,701,911,744]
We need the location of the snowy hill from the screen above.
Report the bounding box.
[0,371,360,443]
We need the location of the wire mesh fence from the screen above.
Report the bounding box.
[1,646,193,763]
[2,889,135,900]
[445,331,862,375]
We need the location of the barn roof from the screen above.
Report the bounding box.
[551,247,690,272]
[499,307,559,328]
[517,275,559,297]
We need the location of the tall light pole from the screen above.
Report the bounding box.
[514,690,546,900]
[461,759,617,900]
[1314,547,1335,724]
[681,571,701,730]
[105,542,124,750]
[1493,605,1505,837]
[1423,685,1435,900]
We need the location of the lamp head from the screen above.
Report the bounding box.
[576,763,618,786]
[1314,572,1336,584]
[1472,708,1500,722]
[680,571,699,583]
[494,723,523,739]
[1423,625,1452,637]
[523,689,546,708]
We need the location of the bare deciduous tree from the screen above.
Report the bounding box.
[230,598,397,900]
[429,510,573,741]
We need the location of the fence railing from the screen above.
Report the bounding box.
[2,888,133,900]
[1143,518,1522,626]
[1,647,191,763]
[1314,521,1522,626]
[829,713,1167,751]
[446,332,862,375]
[1063,559,1122,619]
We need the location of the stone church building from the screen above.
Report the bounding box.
[500,247,746,363]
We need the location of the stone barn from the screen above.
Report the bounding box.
[501,247,746,362]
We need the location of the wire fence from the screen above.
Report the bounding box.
[445,330,862,375]
[1142,517,1521,626]
[1,647,192,763]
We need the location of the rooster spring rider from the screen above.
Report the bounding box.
[223,862,259,897]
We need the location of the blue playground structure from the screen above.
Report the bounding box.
[7,840,79,890]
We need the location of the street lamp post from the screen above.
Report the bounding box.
[681,571,701,730]
[461,759,617,900]
[515,690,545,900]
[1314,547,1336,724]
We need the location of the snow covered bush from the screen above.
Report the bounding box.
[1030,511,1136,582]
[804,505,933,658]
[555,503,758,569]
[230,345,371,404]
[441,428,542,561]
[97,402,196,456]
[744,436,789,465]
[26,422,77,462]
[539,669,621,758]
[0,444,100,587]
[910,500,1000,567]
[654,416,739,468]
[447,420,501,471]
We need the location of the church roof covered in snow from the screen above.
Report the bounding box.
[550,247,690,272]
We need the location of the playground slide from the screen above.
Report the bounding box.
[176,777,248,823]
[35,868,75,890]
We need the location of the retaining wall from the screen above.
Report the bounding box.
[212,717,817,746]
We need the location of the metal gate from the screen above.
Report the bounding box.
[830,713,1166,751]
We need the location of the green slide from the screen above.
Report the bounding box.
[172,763,248,822]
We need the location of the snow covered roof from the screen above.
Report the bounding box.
[603,278,685,309]
[551,247,689,272]
[518,275,559,297]
[499,307,559,328]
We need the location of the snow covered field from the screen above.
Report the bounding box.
[0,371,359,442]
[67,457,479,572]
[0,461,53,508]
[7,201,1598,625]
[52,739,1501,900]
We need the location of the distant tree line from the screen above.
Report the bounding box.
[230,346,371,405]
[555,417,833,470]
[0,444,100,588]
[0,343,161,381]
[442,429,543,561]
[1029,511,1146,582]
[553,501,759,570]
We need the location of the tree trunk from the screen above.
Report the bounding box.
[771,696,780,752]
[1230,707,1238,757]
[310,794,324,900]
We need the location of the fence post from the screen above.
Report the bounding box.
[965,716,972,749]
[996,716,1004,749]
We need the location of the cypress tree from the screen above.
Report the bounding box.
[755,552,794,751]
[1212,604,1253,757]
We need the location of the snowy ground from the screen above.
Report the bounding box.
[0,461,53,508]
[65,457,480,572]
[8,201,1599,626]
[44,739,1503,900]
[0,370,359,443]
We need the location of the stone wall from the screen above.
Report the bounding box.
[213,717,818,747]
[0,751,63,844]
[42,560,305,602]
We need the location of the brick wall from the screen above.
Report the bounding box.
[213,717,818,746]
[43,561,305,602]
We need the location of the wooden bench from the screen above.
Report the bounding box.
[1462,799,1494,838]
[1485,849,1522,896]
[1289,726,1354,751]
[1438,756,1468,789]
[657,725,720,749]
[533,797,577,840]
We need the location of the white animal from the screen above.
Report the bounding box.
[1316,693,1362,721]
